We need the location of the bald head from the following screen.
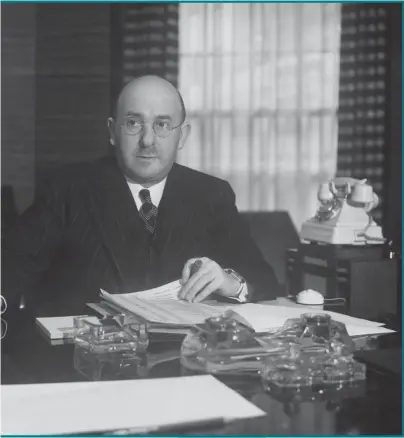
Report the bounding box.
[114,76,186,124]
[107,75,191,187]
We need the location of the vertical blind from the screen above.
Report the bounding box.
[178,3,342,228]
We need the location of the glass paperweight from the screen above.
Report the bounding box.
[73,315,149,381]
[180,312,366,388]
[260,313,366,389]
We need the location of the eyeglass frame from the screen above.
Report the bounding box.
[115,115,185,138]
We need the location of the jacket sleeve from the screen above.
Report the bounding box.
[210,181,280,302]
[1,178,67,314]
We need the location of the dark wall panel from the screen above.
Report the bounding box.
[35,4,112,177]
[1,4,36,213]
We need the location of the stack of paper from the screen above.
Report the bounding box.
[99,281,395,338]
[100,280,226,326]
[1,375,265,435]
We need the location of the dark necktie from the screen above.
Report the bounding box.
[139,189,158,233]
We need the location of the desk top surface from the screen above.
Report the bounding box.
[1,316,402,436]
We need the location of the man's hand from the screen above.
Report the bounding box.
[179,257,240,302]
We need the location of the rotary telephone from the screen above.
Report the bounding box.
[300,177,385,245]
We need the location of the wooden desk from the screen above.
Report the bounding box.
[1,318,401,435]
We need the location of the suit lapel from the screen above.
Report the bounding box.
[152,163,193,256]
[86,157,149,291]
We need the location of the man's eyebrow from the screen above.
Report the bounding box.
[154,114,173,121]
[125,112,173,121]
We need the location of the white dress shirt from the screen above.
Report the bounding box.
[126,178,167,211]
[126,177,248,302]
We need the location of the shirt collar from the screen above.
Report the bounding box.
[126,177,167,207]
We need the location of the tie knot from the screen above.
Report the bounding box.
[139,189,151,203]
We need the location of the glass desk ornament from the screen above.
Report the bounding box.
[180,314,269,375]
[180,312,366,388]
[73,314,149,381]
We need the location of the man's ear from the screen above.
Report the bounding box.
[178,122,191,150]
[107,117,116,146]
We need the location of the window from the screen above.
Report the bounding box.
[178,3,342,228]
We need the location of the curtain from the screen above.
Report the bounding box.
[178,3,342,229]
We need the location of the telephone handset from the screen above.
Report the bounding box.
[316,178,379,221]
[300,178,384,245]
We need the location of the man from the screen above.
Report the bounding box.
[2,76,279,318]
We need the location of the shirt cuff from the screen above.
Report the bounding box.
[228,282,248,303]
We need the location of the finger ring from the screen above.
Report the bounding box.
[190,259,203,276]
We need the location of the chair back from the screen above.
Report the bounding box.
[240,211,300,287]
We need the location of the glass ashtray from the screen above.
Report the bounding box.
[180,314,270,375]
[73,315,149,381]
[260,313,366,388]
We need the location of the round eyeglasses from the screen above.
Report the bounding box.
[119,116,182,138]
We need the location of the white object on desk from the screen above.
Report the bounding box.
[1,375,265,435]
[296,289,325,306]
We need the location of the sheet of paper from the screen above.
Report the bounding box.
[147,299,225,324]
[1,375,265,435]
[133,280,182,301]
[274,298,385,327]
[230,303,395,337]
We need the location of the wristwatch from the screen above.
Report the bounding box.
[224,268,246,300]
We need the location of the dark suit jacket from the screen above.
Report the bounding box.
[2,157,279,317]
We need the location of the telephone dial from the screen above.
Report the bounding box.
[300,177,385,245]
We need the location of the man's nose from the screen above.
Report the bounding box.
[139,122,156,148]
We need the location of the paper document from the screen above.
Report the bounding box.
[36,314,190,340]
[1,375,265,435]
[230,304,395,337]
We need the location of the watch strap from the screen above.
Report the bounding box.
[224,269,247,302]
